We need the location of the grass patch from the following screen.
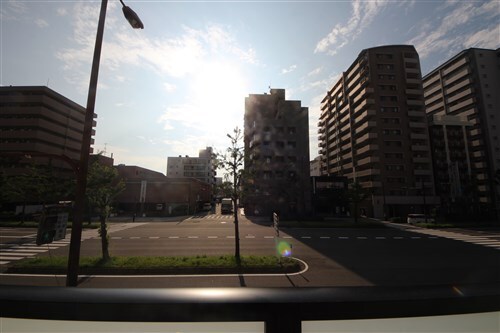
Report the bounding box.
[7,255,301,275]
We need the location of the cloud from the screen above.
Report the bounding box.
[163,82,176,93]
[308,67,322,76]
[315,0,389,55]
[463,24,500,49]
[281,64,297,75]
[56,2,257,93]
[0,1,27,20]
[56,7,67,16]
[34,18,49,28]
[408,0,500,59]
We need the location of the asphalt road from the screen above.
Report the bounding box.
[1,215,499,288]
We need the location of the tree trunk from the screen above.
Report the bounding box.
[99,215,110,262]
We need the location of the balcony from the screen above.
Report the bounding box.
[356,144,379,155]
[442,57,468,76]
[355,121,377,133]
[414,169,432,176]
[410,133,427,140]
[356,168,380,178]
[411,144,429,151]
[357,156,380,166]
[444,78,471,95]
[407,110,425,117]
[442,68,470,86]
[424,92,442,105]
[354,109,376,124]
[413,157,430,163]
[409,122,426,129]
[425,101,444,114]
[406,88,423,96]
[449,98,474,113]
[355,132,378,145]
[353,98,375,114]
[407,99,424,106]
[407,78,421,85]
[405,67,420,74]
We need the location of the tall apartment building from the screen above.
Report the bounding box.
[244,88,311,217]
[423,48,500,217]
[319,45,439,218]
[428,115,472,215]
[0,86,95,176]
[166,147,216,187]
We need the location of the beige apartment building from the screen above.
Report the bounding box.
[244,88,311,218]
[423,48,500,218]
[0,86,95,176]
[166,147,216,188]
[319,45,439,218]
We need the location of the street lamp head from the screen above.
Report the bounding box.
[120,0,144,29]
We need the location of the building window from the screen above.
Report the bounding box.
[287,127,296,134]
[383,129,402,135]
[381,106,399,112]
[386,165,404,171]
[377,64,394,70]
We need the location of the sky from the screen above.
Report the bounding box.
[1,0,499,175]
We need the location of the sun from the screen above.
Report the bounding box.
[191,61,248,132]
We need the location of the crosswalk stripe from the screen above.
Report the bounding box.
[1,248,46,253]
[0,256,24,260]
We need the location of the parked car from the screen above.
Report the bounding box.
[202,202,212,211]
[407,214,434,224]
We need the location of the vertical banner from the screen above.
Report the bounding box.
[139,180,147,203]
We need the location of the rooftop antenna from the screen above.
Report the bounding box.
[46,78,50,87]
[104,143,107,156]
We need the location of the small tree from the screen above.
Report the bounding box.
[216,127,244,264]
[348,180,370,223]
[1,164,74,223]
[86,160,125,261]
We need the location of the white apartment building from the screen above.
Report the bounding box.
[166,147,216,187]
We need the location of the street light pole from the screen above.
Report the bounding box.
[66,0,143,287]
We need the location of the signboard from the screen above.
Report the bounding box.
[36,206,68,246]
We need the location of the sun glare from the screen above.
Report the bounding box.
[191,62,248,135]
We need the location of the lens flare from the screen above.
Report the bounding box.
[276,240,292,257]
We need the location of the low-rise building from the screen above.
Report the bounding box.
[116,165,211,216]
